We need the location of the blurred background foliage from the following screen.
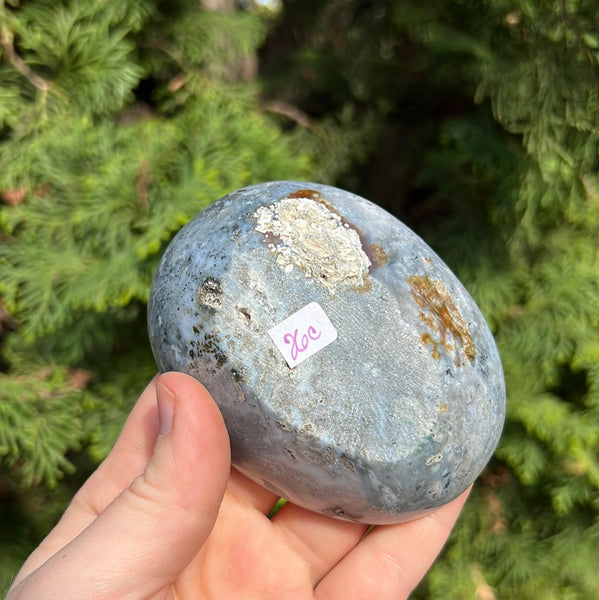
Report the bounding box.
[1,0,598,597]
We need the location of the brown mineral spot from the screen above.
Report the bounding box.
[421,333,441,360]
[364,243,388,270]
[409,275,476,366]
[287,189,321,200]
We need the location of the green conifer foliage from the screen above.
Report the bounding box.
[261,0,599,597]
[0,0,309,587]
[2,0,599,597]
[400,5,599,598]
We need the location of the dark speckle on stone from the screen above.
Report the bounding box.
[197,277,222,309]
[236,306,252,324]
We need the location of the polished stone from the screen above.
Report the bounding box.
[147,182,506,524]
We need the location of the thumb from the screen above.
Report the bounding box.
[12,372,231,600]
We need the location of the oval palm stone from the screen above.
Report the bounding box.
[147,181,505,524]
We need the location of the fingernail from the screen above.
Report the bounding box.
[157,381,175,435]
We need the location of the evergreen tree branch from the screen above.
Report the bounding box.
[0,2,51,92]
[261,99,314,129]
[560,0,596,66]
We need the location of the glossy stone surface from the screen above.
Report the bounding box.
[147,181,506,524]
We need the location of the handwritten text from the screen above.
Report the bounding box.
[268,302,337,368]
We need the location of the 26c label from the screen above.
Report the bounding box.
[268,302,338,368]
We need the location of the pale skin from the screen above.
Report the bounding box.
[6,372,470,600]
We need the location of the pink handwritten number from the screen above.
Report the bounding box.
[283,326,322,361]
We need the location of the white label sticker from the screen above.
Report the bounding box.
[268,302,338,368]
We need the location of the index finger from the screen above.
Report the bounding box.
[315,488,471,600]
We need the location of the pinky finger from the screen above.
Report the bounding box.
[315,488,471,600]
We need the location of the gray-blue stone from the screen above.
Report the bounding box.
[147,181,506,524]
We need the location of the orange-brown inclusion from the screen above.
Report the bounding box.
[287,189,321,200]
[409,275,476,366]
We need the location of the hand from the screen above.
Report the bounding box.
[6,372,469,600]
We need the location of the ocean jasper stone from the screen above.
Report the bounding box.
[147,181,505,524]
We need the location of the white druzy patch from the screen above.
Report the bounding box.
[254,193,371,292]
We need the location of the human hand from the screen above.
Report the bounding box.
[6,372,469,600]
